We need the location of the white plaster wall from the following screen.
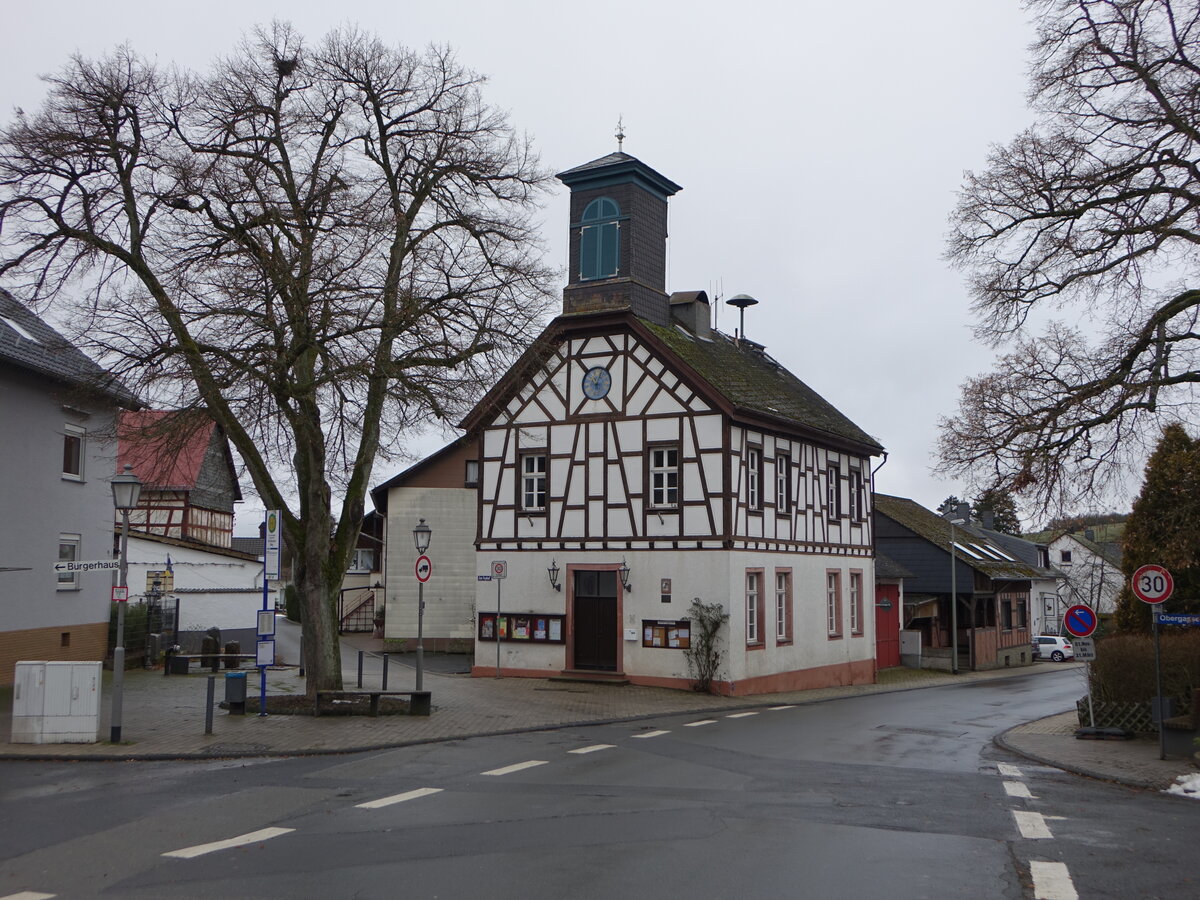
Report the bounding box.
[384,486,477,641]
[0,371,118,633]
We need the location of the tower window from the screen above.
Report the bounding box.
[579,197,620,280]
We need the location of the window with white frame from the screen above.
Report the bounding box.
[826,570,842,637]
[649,445,679,508]
[747,447,762,510]
[775,570,791,642]
[464,459,480,487]
[57,534,80,590]
[826,464,841,518]
[849,571,864,635]
[775,454,790,514]
[521,453,547,511]
[349,547,376,573]
[746,571,762,645]
[849,469,864,520]
[63,424,84,480]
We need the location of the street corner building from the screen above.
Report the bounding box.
[374,150,886,695]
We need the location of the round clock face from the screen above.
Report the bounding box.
[582,366,612,400]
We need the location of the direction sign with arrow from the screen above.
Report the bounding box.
[53,559,120,574]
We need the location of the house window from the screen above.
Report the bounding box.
[63,424,84,480]
[1017,596,1028,628]
[826,464,841,518]
[747,446,762,510]
[649,445,679,508]
[465,459,480,487]
[1002,596,1014,630]
[775,454,790,514]
[521,453,547,511]
[746,570,763,646]
[849,469,864,520]
[349,548,376,573]
[1060,550,1072,564]
[579,197,620,280]
[826,570,842,637]
[849,571,864,635]
[775,569,792,643]
[57,535,80,590]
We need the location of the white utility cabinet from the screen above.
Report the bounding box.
[11,661,101,743]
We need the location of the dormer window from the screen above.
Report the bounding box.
[579,197,620,280]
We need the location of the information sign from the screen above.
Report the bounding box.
[491,560,508,580]
[264,510,282,580]
[1131,564,1173,604]
[1071,637,1096,661]
[256,639,275,667]
[112,586,128,603]
[1063,604,1098,638]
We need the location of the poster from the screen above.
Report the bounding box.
[549,619,562,641]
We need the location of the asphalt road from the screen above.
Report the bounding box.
[1,668,1196,899]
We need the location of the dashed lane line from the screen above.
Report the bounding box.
[1029,860,1079,900]
[683,719,717,727]
[632,730,669,739]
[1012,810,1054,840]
[481,760,548,776]
[1003,781,1035,799]
[998,763,1024,778]
[162,827,295,859]
[356,787,443,809]
[768,705,796,710]
[725,712,759,719]
[569,744,616,754]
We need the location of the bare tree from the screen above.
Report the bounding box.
[0,24,556,695]
[940,0,1200,513]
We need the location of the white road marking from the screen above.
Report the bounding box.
[768,705,796,710]
[1,892,57,900]
[569,744,616,754]
[998,763,1024,778]
[481,760,548,776]
[1029,860,1079,900]
[683,719,717,727]
[1013,810,1054,839]
[632,730,669,739]
[1004,780,1035,799]
[356,787,443,809]
[725,712,759,719]
[163,827,295,859]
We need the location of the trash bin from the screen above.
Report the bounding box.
[225,671,247,715]
[169,654,189,675]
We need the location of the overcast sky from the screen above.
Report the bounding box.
[4,0,1058,533]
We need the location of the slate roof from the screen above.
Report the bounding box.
[0,288,139,407]
[875,552,913,581]
[874,493,1047,580]
[643,320,883,452]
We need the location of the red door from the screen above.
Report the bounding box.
[874,584,901,669]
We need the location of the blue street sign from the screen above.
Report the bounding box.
[1155,611,1200,627]
[1063,604,1098,638]
[477,575,493,581]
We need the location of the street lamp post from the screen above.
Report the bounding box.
[110,464,142,743]
[412,518,431,692]
[947,503,969,676]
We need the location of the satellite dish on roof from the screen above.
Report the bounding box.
[725,293,759,342]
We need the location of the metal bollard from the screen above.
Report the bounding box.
[357,650,364,688]
[298,635,304,677]
[205,674,215,735]
[382,653,389,690]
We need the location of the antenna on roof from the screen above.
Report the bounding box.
[615,115,626,152]
[726,293,758,343]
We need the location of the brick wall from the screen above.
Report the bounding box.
[0,622,108,686]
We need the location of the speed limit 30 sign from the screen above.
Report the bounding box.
[1131,564,1173,604]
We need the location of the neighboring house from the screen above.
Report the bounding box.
[337,510,386,634]
[0,289,140,685]
[970,525,1062,639]
[874,494,1047,671]
[1025,526,1124,633]
[371,437,479,651]
[117,410,272,651]
[378,150,885,694]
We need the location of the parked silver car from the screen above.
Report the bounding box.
[1032,635,1074,662]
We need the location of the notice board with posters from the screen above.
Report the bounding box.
[478,613,565,643]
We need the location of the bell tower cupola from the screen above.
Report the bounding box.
[556,151,682,325]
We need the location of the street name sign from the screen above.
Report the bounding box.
[1155,611,1200,627]
[54,559,119,574]
[1131,564,1173,604]
[1071,637,1096,661]
[477,575,493,581]
[1063,604,1098,638]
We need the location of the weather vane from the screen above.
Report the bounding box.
[615,116,625,151]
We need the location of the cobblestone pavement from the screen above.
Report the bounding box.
[2,643,1195,792]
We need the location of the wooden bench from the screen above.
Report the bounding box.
[313,689,431,717]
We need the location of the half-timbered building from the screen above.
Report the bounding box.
[448,151,885,694]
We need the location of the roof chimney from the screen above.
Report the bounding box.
[669,291,711,338]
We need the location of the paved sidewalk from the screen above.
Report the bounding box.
[2,645,1195,793]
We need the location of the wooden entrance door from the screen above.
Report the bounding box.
[874,584,901,668]
[573,570,618,671]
